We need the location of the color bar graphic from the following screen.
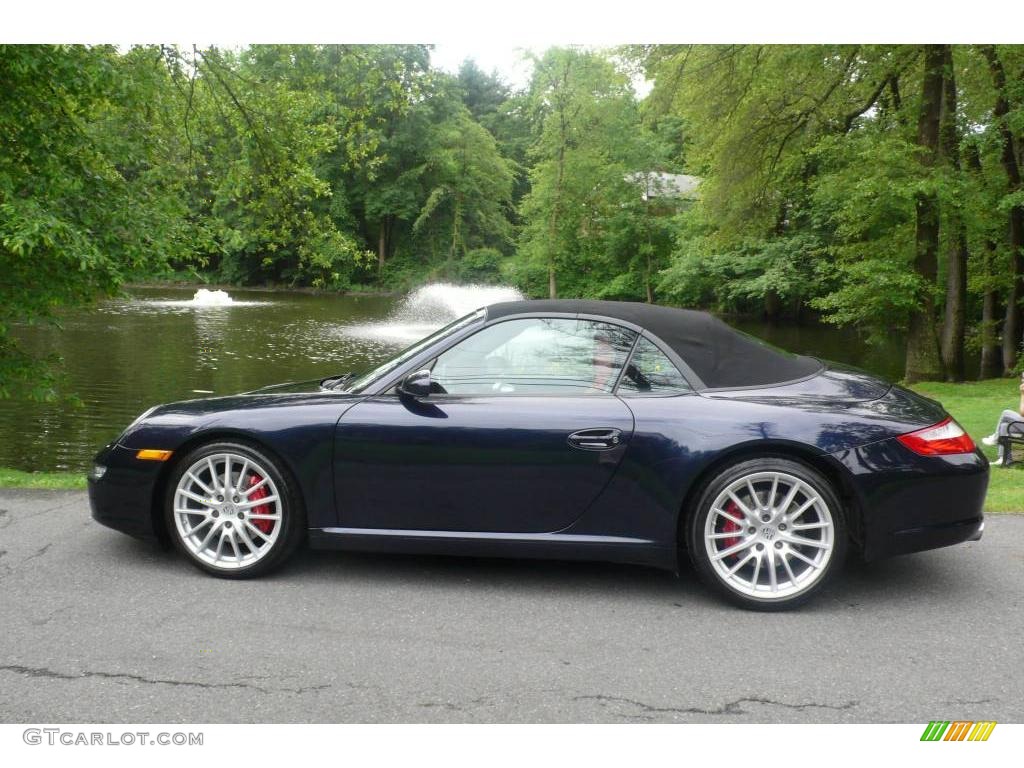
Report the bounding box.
[920,721,996,742]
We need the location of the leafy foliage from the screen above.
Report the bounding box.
[511,48,679,299]
[0,45,195,398]
[5,43,1024,398]
[643,44,1024,379]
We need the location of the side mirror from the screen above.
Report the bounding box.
[398,369,432,399]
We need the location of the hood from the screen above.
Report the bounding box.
[147,375,353,417]
[115,385,360,449]
[122,377,356,430]
[242,376,353,395]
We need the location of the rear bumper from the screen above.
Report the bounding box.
[88,443,164,542]
[832,440,989,561]
[885,515,985,558]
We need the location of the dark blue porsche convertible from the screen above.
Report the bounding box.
[88,300,988,609]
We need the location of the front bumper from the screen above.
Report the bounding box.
[88,443,166,542]
[833,440,989,561]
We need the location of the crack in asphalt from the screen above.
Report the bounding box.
[28,605,74,627]
[418,695,493,712]
[21,543,51,564]
[0,496,86,529]
[21,497,86,521]
[0,664,331,695]
[575,694,858,718]
[0,542,54,581]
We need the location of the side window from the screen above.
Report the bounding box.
[617,337,692,396]
[431,318,636,395]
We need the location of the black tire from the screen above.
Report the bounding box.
[686,457,848,611]
[164,440,305,579]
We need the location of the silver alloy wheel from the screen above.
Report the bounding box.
[172,452,283,570]
[703,470,835,599]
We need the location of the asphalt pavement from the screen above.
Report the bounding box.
[0,489,1021,723]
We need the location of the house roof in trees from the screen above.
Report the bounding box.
[626,172,702,201]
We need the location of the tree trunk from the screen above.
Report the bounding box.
[888,74,903,112]
[966,142,1004,378]
[448,195,462,278]
[377,218,387,280]
[546,62,572,301]
[644,199,654,304]
[939,46,967,381]
[547,144,565,300]
[980,45,1024,374]
[940,229,969,381]
[1005,207,1024,373]
[645,251,654,304]
[905,44,946,384]
[981,270,1003,379]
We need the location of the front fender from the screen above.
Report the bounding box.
[118,397,356,530]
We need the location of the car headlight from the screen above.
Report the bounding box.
[90,464,107,481]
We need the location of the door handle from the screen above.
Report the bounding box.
[567,428,623,451]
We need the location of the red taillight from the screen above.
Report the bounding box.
[896,417,976,456]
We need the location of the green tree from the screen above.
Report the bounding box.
[642,44,1024,380]
[455,59,531,210]
[978,45,1024,374]
[168,45,373,288]
[331,45,433,280]
[514,48,651,299]
[414,103,515,273]
[0,45,195,398]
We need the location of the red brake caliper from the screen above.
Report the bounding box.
[720,500,742,553]
[247,474,273,534]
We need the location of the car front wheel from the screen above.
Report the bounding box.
[688,457,847,610]
[165,441,304,578]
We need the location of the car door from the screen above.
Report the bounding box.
[333,317,637,533]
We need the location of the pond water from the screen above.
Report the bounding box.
[0,284,906,472]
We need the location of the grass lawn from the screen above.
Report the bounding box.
[0,467,86,490]
[0,379,1019,512]
[910,379,1022,513]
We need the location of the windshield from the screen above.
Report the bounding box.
[343,309,486,393]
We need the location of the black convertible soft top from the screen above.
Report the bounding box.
[485,299,823,390]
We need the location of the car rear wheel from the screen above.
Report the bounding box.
[165,441,304,578]
[688,457,847,610]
